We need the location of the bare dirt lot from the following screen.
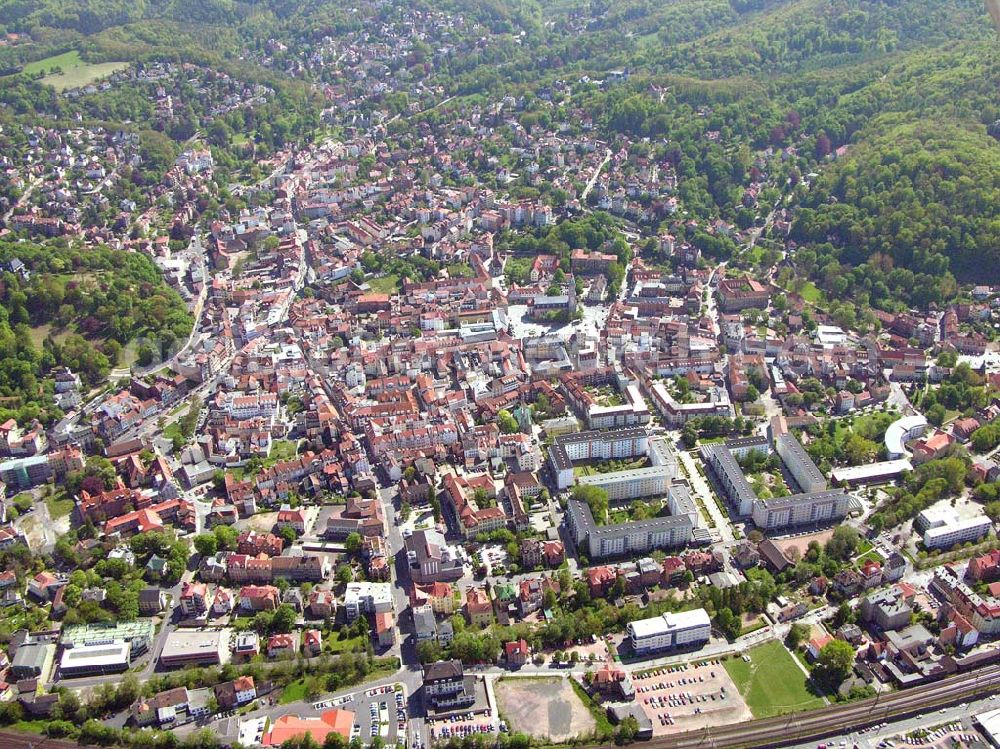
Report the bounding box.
[494,677,596,742]
[773,529,834,557]
[632,659,752,736]
[234,511,278,533]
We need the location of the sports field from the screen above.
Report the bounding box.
[723,640,825,718]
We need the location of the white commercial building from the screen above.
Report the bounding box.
[974,707,1000,747]
[922,515,993,550]
[885,415,929,459]
[59,641,131,677]
[627,609,711,655]
[343,582,393,621]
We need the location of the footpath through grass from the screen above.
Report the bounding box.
[723,640,825,718]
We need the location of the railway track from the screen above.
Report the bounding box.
[0,730,80,749]
[2,665,999,749]
[595,663,1000,749]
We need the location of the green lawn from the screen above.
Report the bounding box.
[10,720,48,734]
[367,275,399,293]
[19,50,129,92]
[446,262,475,278]
[163,422,183,444]
[45,492,75,520]
[44,61,129,92]
[798,281,823,304]
[942,409,961,425]
[279,679,309,704]
[724,641,824,718]
[266,439,300,467]
[573,456,649,477]
[20,50,83,76]
[326,631,364,654]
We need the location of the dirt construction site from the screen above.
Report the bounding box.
[494,677,597,743]
[633,659,752,736]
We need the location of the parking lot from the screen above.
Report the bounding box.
[314,683,408,746]
[632,659,752,736]
[879,720,984,748]
[427,710,498,745]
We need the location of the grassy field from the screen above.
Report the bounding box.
[45,491,75,520]
[21,51,130,92]
[266,439,300,467]
[798,281,823,304]
[279,679,309,704]
[327,631,365,654]
[367,275,399,293]
[723,641,824,718]
[20,50,83,76]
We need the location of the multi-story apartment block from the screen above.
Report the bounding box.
[627,609,711,655]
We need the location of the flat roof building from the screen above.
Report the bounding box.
[923,515,993,550]
[831,459,912,486]
[59,641,131,678]
[159,629,229,669]
[627,608,711,655]
[775,433,826,494]
[701,442,756,516]
[751,489,855,530]
[548,428,649,490]
[974,707,1000,747]
[566,497,693,561]
[11,641,54,681]
[885,415,929,459]
[343,582,393,620]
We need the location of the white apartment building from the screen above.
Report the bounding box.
[923,515,993,550]
[576,466,671,501]
[628,609,711,655]
[750,489,853,530]
[775,433,826,494]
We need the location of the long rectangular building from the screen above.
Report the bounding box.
[576,465,671,501]
[775,433,826,493]
[750,489,854,530]
[59,641,131,678]
[701,443,757,516]
[923,516,992,550]
[548,428,649,489]
[565,497,692,560]
[159,630,229,669]
[627,609,711,655]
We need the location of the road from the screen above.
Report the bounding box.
[581,149,612,203]
[792,691,996,749]
[1,174,43,223]
[133,233,210,379]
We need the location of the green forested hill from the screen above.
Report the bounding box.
[790,118,1000,307]
[1,0,999,318]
